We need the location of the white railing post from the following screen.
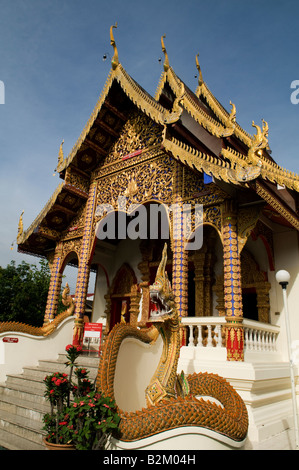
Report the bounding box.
[181,317,280,360]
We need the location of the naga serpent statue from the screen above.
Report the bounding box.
[96,244,248,443]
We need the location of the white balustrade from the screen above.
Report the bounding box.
[180,317,280,355]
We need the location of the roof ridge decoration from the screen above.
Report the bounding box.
[17,210,24,243]
[155,52,238,138]
[222,144,299,190]
[161,35,169,72]
[195,54,253,147]
[55,139,65,173]
[17,182,65,245]
[161,129,239,185]
[110,22,119,70]
[57,27,171,175]
[247,119,269,164]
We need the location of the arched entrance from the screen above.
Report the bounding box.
[188,224,223,317]
[91,202,171,332]
[108,263,137,330]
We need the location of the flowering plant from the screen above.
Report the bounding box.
[42,343,120,449]
[65,391,120,450]
[42,344,82,445]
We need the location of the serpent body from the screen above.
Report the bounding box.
[96,244,248,443]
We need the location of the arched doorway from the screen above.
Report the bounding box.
[188,224,223,317]
[108,263,137,330]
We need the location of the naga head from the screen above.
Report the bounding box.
[149,243,176,323]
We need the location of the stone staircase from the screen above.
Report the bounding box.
[0,354,101,450]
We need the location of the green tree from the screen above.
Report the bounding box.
[0,259,51,326]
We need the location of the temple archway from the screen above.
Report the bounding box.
[91,202,171,332]
[106,263,138,331]
[187,224,223,317]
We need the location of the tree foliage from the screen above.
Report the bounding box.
[0,259,51,326]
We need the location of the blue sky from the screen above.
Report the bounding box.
[1,0,299,279]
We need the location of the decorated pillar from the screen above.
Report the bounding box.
[44,243,63,325]
[193,250,206,316]
[73,182,97,345]
[172,163,188,344]
[222,200,244,361]
[138,240,151,327]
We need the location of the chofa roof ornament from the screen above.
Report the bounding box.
[248,119,269,164]
[161,35,169,72]
[195,53,203,87]
[110,22,119,70]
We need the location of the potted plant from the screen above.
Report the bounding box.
[65,391,120,450]
[42,344,120,450]
[42,371,74,449]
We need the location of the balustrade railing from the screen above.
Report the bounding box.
[180,317,280,355]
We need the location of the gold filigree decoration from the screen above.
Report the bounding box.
[96,155,174,211]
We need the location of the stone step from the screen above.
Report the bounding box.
[0,382,47,406]
[0,427,45,451]
[0,391,50,421]
[3,374,45,395]
[22,359,99,382]
[0,352,101,450]
[0,408,45,449]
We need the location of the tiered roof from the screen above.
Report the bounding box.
[17,26,299,257]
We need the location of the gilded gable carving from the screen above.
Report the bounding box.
[103,109,162,165]
[96,155,174,211]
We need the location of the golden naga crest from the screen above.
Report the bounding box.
[149,244,175,322]
[247,119,269,164]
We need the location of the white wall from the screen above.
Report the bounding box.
[0,317,74,382]
[92,239,142,323]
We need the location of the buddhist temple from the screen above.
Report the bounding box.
[2,26,299,449]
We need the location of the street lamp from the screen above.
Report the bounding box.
[276,270,299,450]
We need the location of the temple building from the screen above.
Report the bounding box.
[13,28,299,446]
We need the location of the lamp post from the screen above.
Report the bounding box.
[276,270,299,450]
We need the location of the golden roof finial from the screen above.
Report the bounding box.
[161,35,169,72]
[229,101,236,123]
[110,22,119,70]
[58,139,64,166]
[17,210,24,241]
[195,54,203,87]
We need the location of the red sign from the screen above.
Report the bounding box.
[83,323,102,338]
[122,149,142,161]
[83,323,102,355]
[3,337,18,343]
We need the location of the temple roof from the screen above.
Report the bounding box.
[17,28,299,256]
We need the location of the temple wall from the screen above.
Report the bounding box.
[92,239,142,323]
